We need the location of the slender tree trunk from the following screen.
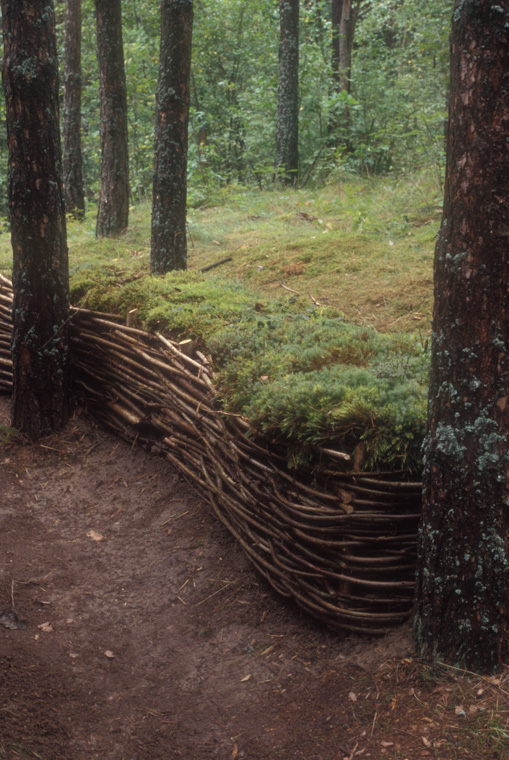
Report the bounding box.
[331,0,342,83]
[329,0,358,143]
[95,0,129,237]
[150,0,193,274]
[331,0,353,96]
[338,0,355,94]
[1,0,71,438]
[275,0,299,185]
[414,0,509,673]
[63,0,85,220]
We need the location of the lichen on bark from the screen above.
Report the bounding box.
[150,0,193,274]
[414,0,509,673]
[1,0,71,438]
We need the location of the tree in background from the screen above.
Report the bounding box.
[63,0,85,220]
[95,0,129,237]
[1,0,71,438]
[329,0,360,144]
[351,0,452,176]
[188,0,279,190]
[151,0,193,274]
[275,0,299,185]
[331,0,358,97]
[415,0,509,672]
[122,4,160,201]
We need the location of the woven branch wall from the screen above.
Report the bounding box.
[0,273,422,634]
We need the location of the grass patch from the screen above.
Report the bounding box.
[0,170,439,333]
[186,170,439,332]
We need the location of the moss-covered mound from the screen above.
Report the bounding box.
[70,266,429,473]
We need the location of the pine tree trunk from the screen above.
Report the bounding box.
[150,0,193,274]
[1,0,71,438]
[415,0,509,673]
[275,0,299,185]
[95,0,129,237]
[63,0,85,220]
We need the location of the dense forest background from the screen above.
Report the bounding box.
[0,0,454,217]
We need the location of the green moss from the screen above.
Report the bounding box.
[71,266,429,472]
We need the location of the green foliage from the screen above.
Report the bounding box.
[70,266,429,473]
[0,0,453,212]
[343,0,454,177]
[189,0,280,188]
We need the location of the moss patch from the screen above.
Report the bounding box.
[71,267,429,473]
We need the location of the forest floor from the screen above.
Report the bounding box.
[1,393,509,760]
[0,174,439,337]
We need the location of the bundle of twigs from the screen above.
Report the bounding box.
[0,274,13,393]
[0,275,422,633]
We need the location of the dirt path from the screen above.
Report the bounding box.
[2,396,498,760]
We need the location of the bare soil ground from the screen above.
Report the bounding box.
[1,395,508,760]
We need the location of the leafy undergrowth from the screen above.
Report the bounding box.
[70,267,429,473]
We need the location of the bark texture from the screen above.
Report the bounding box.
[95,0,129,237]
[63,0,85,220]
[1,0,71,438]
[415,0,509,672]
[150,0,193,274]
[275,0,299,185]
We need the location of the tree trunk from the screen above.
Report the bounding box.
[95,0,129,237]
[329,0,358,143]
[1,0,71,438]
[414,0,509,673]
[150,0,193,274]
[331,0,343,83]
[63,0,85,220]
[338,0,354,94]
[275,0,299,186]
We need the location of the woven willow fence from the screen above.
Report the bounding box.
[0,273,422,634]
